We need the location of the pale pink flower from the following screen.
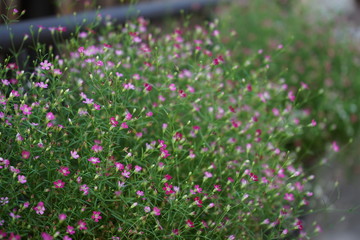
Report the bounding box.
[18,175,27,184]
[88,157,100,164]
[34,201,46,215]
[70,150,79,159]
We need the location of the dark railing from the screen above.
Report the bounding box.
[0,0,223,53]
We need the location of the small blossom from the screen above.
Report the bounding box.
[110,117,119,127]
[58,166,70,176]
[332,141,340,152]
[91,211,102,222]
[54,179,65,188]
[204,171,212,178]
[70,150,79,159]
[186,219,194,228]
[79,184,89,195]
[17,175,27,184]
[59,213,67,221]
[41,232,53,240]
[40,60,53,70]
[21,150,30,159]
[66,225,75,235]
[88,157,100,164]
[121,122,129,129]
[284,193,294,201]
[77,220,87,230]
[34,201,46,215]
[153,207,161,216]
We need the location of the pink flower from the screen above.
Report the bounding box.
[153,207,161,216]
[70,150,79,159]
[288,91,295,102]
[21,150,30,159]
[46,112,55,121]
[332,141,340,152]
[7,233,21,240]
[169,83,176,91]
[77,220,87,230]
[204,171,212,178]
[91,144,103,153]
[121,122,129,129]
[59,213,67,221]
[91,211,102,222]
[34,201,46,215]
[66,225,75,235]
[17,174,27,184]
[186,219,194,228]
[54,179,65,188]
[121,170,130,178]
[41,232,53,240]
[194,197,203,207]
[110,117,119,127]
[134,165,142,172]
[163,183,175,195]
[284,193,294,201]
[144,206,151,213]
[40,60,53,70]
[164,174,173,180]
[58,166,70,176]
[214,185,221,192]
[311,119,317,127]
[79,184,89,195]
[88,157,100,164]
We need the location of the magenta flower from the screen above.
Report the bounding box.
[110,117,119,127]
[21,150,30,159]
[58,166,70,176]
[134,165,142,172]
[91,144,103,153]
[153,207,161,216]
[8,233,21,240]
[91,211,102,222]
[59,213,67,221]
[77,220,87,230]
[34,201,46,215]
[284,193,295,201]
[186,219,194,228]
[214,185,222,192]
[54,179,65,188]
[46,112,55,121]
[332,141,340,152]
[163,183,175,195]
[41,232,53,240]
[88,157,100,164]
[121,122,129,129]
[66,225,75,235]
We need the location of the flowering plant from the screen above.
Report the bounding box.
[0,4,336,239]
